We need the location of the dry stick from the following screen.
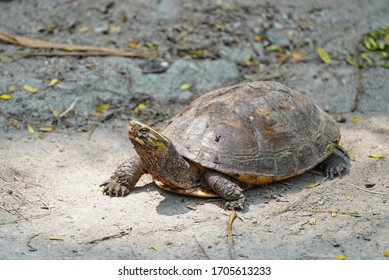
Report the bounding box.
[0,31,157,58]
[59,97,79,118]
[227,210,237,260]
[351,184,389,196]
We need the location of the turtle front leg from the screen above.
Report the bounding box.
[205,170,246,210]
[100,156,147,197]
[319,146,350,179]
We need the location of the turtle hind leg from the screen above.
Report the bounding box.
[319,147,350,179]
[205,170,246,210]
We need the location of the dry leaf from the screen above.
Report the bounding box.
[128,39,138,49]
[48,237,64,241]
[95,103,110,112]
[134,103,146,113]
[179,83,191,91]
[227,210,237,237]
[291,52,305,61]
[48,79,59,87]
[335,255,347,260]
[316,47,331,64]
[384,251,388,257]
[254,34,262,42]
[78,26,89,33]
[306,181,321,189]
[41,204,55,209]
[352,116,359,123]
[27,124,35,134]
[185,204,197,210]
[50,107,59,118]
[368,154,385,159]
[39,133,46,139]
[23,84,39,93]
[8,85,16,92]
[9,118,21,129]
[309,218,317,225]
[0,94,12,100]
[38,125,54,132]
[151,246,159,251]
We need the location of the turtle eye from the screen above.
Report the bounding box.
[139,127,149,134]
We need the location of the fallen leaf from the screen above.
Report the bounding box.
[0,94,12,100]
[227,210,237,237]
[316,46,331,64]
[9,118,21,129]
[23,84,39,93]
[134,103,146,113]
[38,125,54,132]
[48,79,59,87]
[179,83,191,91]
[8,85,16,92]
[265,44,282,52]
[368,154,385,159]
[95,103,110,112]
[254,34,262,42]
[384,251,388,257]
[39,133,46,139]
[50,107,59,118]
[41,204,55,209]
[309,218,317,225]
[128,39,138,49]
[185,204,197,210]
[352,116,359,123]
[48,237,64,241]
[306,181,321,189]
[335,255,347,260]
[291,52,305,61]
[151,246,159,251]
[85,63,94,69]
[78,26,89,33]
[27,124,35,134]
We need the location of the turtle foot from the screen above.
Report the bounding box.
[100,179,131,197]
[223,197,246,211]
[319,147,350,179]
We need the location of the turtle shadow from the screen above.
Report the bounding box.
[127,169,345,215]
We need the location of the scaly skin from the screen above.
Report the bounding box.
[100,156,146,197]
[100,120,250,210]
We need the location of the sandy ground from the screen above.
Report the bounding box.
[0,0,388,259]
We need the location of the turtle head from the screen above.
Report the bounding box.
[128,120,170,153]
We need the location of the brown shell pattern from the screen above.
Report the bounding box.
[160,81,340,184]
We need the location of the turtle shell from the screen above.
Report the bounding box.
[160,81,340,185]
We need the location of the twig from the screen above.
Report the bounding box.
[0,31,157,58]
[59,97,79,118]
[84,231,129,245]
[290,208,359,216]
[351,184,389,196]
[15,51,155,58]
[227,210,237,260]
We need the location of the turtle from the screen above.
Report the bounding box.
[100,81,349,210]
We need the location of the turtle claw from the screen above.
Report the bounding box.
[223,197,245,211]
[100,179,130,197]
